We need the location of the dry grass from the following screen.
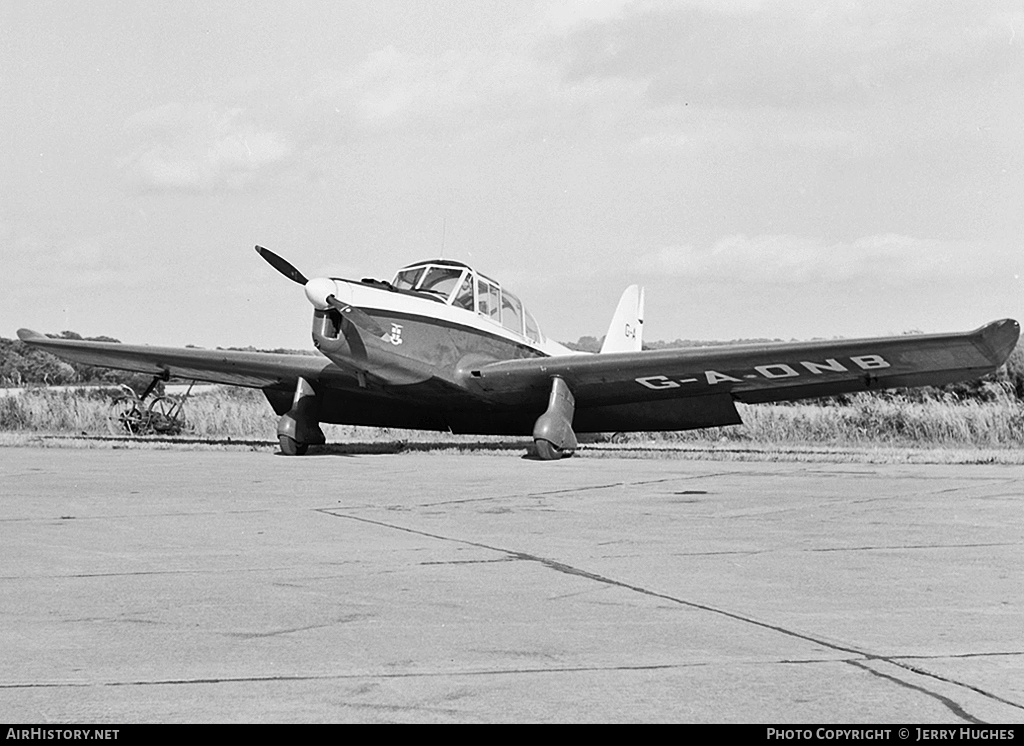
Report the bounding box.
[0,387,117,434]
[608,395,1024,448]
[2,386,1023,458]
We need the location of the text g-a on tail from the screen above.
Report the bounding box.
[600,285,645,354]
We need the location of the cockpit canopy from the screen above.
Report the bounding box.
[392,259,543,343]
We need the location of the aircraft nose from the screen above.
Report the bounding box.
[304,277,337,310]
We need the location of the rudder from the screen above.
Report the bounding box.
[600,285,645,353]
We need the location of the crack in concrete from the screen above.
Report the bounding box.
[846,660,984,724]
[4,652,1020,698]
[388,473,737,511]
[221,615,369,640]
[897,651,1024,660]
[802,542,1017,553]
[317,509,1024,720]
[0,565,320,581]
[663,542,1020,558]
[0,661,712,690]
[419,558,516,566]
[0,508,277,524]
[885,658,1024,714]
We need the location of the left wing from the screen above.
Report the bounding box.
[465,319,1019,431]
[16,329,356,390]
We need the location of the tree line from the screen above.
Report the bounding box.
[0,331,164,393]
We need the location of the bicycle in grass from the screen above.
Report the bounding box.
[107,379,195,436]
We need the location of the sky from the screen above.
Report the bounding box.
[3,0,1022,350]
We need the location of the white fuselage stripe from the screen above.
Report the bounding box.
[338,280,576,357]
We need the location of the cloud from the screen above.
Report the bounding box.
[540,0,638,31]
[7,223,152,303]
[328,45,551,129]
[315,1,1024,160]
[316,40,654,158]
[555,1,1024,110]
[122,103,294,191]
[633,233,988,285]
[339,46,487,125]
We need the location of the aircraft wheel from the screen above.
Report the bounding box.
[534,438,572,461]
[279,435,309,456]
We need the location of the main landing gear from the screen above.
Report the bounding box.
[277,376,326,456]
[532,376,578,461]
[274,375,580,460]
[279,435,308,456]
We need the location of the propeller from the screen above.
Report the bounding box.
[255,245,308,285]
[255,245,388,339]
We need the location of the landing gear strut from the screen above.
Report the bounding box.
[532,376,577,460]
[277,376,326,456]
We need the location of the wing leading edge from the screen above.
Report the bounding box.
[15,329,353,390]
[467,319,1019,430]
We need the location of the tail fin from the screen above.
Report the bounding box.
[600,285,645,353]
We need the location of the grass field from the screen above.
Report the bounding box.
[2,385,1023,450]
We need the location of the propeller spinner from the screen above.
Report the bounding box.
[255,245,386,337]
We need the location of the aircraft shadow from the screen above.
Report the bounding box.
[41,434,557,459]
[298,439,534,458]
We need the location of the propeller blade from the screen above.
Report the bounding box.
[255,245,308,285]
[325,295,387,338]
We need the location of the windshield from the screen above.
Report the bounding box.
[393,267,424,290]
[391,262,543,343]
[418,266,464,301]
[392,264,465,302]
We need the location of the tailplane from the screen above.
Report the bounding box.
[600,285,645,353]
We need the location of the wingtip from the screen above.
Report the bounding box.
[976,318,1020,365]
[16,328,44,342]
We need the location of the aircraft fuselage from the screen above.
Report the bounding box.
[285,276,563,435]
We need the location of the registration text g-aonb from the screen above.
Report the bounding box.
[635,355,891,390]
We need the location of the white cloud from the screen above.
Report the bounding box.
[341,46,485,125]
[555,1,1024,110]
[318,1,1017,160]
[122,104,294,191]
[310,41,647,162]
[540,0,638,31]
[7,225,150,302]
[634,234,984,285]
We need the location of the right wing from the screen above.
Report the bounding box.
[467,319,1020,432]
[16,329,355,390]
